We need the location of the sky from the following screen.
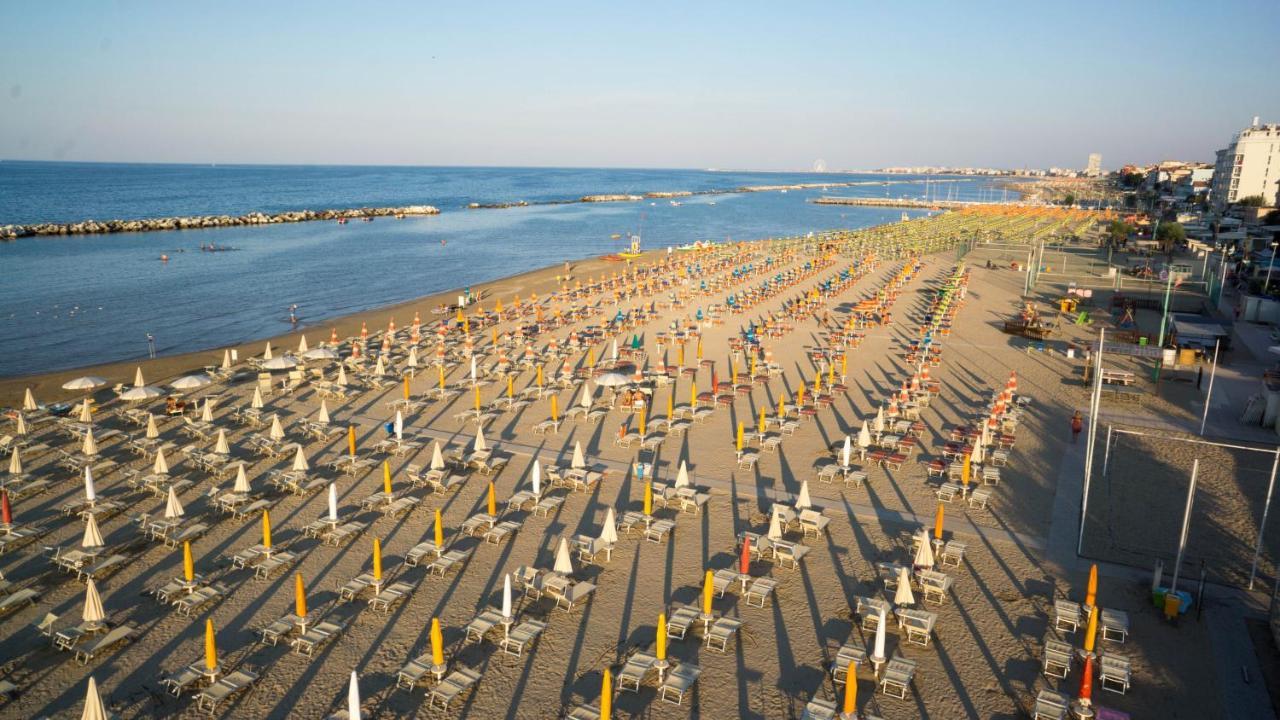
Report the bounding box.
[2,1,1278,171]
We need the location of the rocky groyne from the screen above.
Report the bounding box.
[0,205,440,240]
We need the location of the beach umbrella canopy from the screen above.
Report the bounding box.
[531,460,542,496]
[222,349,232,370]
[894,567,916,605]
[430,442,445,471]
[135,367,146,387]
[119,385,164,402]
[857,422,872,448]
[8,448,21,476]
[153,447,170,475]
[263,342,274,360]
[79,401,93,423]
[82,513,104,549]
[292,445,309,472]
[595,372,630,387]
[796,481,812,510]
[347,671,362,720]
[971,438,985,465]
[234,464,250,494]
[23,388,37,411]
[579,383,594,408]
[913,530,935,569]
[473,427,487,452]
[373,355,386,376]
[502,573,513,620]
[250,386,264,409]
[80,676,108,720]
[407,346,419,368]
[82,428,98,456]
[674,461,690,488]
[171,374,211,391]
[600,507,618,544]
[200,398,214,422]
[318,400,331,425]
[83,578,106,624]
[84,465,97,502]
[302,347,338,361]
[268,414,285,441]
[572,442,586,470]
[328,482,339,521]
[214,428,230,455]
[767,512,783,541]
[336,365,349,387]
[13,413,26,436]
[297,335,309,354]
[841,436,852,468]
[63,376,107,391]
[145,414,159,439]
[873,608,888,664]
[554,537,574,575]
[873,407,885,434]
[164,486,185,519]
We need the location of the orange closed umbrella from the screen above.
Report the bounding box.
[656,612,667,661]
[295,573,307,617]
[1085,564,1098,608]
[347,426,357,457]
[600,669,612,720]
[842,660,857,714]
[262,509,273,549]
[739,537,751,575]
[433,509,444,549]
[487,482,497,516]
[204,618,218,671]
[373,538,383,581]
[933,503,944,541]
[430,617,445,667]
[1083,605,1099,654]
[182,541,195,582]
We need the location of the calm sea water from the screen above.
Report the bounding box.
[0,162,1003,377]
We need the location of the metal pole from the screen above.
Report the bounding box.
[1248,448,1280,589]
[1100,424,1114,479]
[1153,270,1174,381]
[1267,243,1277,295]
[1079,328,1105,556]
[1199,339,1221,435]
[1169,458,1200,594]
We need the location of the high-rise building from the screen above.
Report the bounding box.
[1210,118,1280,210]
[1085,153,1102,177]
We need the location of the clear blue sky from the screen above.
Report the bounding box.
[2,1,1277,171]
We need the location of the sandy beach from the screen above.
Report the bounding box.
[0,210,1270,719]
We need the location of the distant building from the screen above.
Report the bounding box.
[1086,153,1102,177]
[1210,118,1280,210]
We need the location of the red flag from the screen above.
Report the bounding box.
[1,490,11,525]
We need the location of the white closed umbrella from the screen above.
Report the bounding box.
[796,480,812,510]
[554,537,574,575]
[83,578,106,624]
[430,442,445,471]
[858,421,872,448]
[674,460,690,488]
[766,512,783,541]
[263,342,273,360]
[336,365,349,387]
[572,441,586,470]
[200,398,214,422]
[234,464,250,494]
[531,460,542,496]
[347,670,361,720]
[79,401,94,423]
[873,406,885,434]
[373,355,386,377]
[153,447,170,475]
[262,355,297,371]
[600,507,619,544]
[250,386,264,409]
[222,349,232,370]
[134,367,146,388]
[407,346,419,368]
[292,446,310,472]
[82,428,98,456]
[82,513,104,548]
[214,428,230,455]
[394,410,404,441]
[119,386,164,402]
[474,427,487,452]
[164,486,185,519]
[872,608,888,666]
[23,388,38,411]
[579,383,593,408]
[298,335,309,354]
[894,567,916,606]
[318,400,331,425]
[913,530,935,569]
[269,414,285,441]
[62,376,107,391]
[84,465,97,502]
[328,482,339,521]
[841,436,852,469]
[145,413,159,439]
[8,448,21,475]
[14,413,26,436]
[611,339,618,360]
[502,573,513,621]
[971,438,985,465]
[469,356,477,383]
[80,676,108,720]
[171,374,212,391]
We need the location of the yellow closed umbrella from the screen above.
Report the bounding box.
[758,407,767,434]
[778,401,786,419]
[702,570,714,616]
[262,509,273,549]
[1085,564,1098,608]
[487,482,497,516]
[933,503,945,541]
[551,395,559,423]
[182,541,194,582]
[536,364,544,388]
[643,481,652,516]
[438,365,446,390]
[373,538,383,581]
[601,669,612,720]
[1083,605,1099,654]
[736,422,744,452]
[813,375,821,394]
[434,509,444,549]
[842,660,857,714]
[828,364,835,385]
[696,338,703,360]
[383,461,393,495]
[690,382,697,407]
[507,376,514,398]
[204,618,218,671]
[638,407,646,436]
[431,617,445,667]
[961,453,971,490]
[403,376,411,400]
[347,426,357,457]
[797,385,806,406]
[731,362,737,384]
[473,385,481,412]
[295,573,307,617]
[656,612,667,660]
[666,392,673,419]
[841,354,847,378]
[588,347,595,368]
[678,344,685,366]
[750,355,757,377]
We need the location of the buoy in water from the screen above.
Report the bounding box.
[160,254,169,262]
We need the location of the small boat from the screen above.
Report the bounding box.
[337,218,348,225]
[669,200,681,206]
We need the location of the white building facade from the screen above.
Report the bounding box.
[1210,120,1280,210]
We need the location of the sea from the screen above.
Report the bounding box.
[0,162,1009,377]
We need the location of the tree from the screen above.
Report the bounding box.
[1155,221,1185,253]
[1062,193,1076,207]
[1106,220,1133,246]
[1238,195,1268,208]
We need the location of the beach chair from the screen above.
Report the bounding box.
[1101,608,1130,643]
[0,587,39,615]
[533,494,566,517]
[658,662,701,705]
[935,482,960,503]
[195,669,259,714]
[744,577,778,607]
[370,581,416,613]
[644,519,676,543]
[326,522,367,547]
[916,569,953,604]
[292,620,346,657]
[773,541,810,569]
[665,605,701,640]
[499,619,547,657]
[396,654,438,691]
[1054,599,1082,633]
[339,573,375,602]
[428,549,473,578]
[1042,638,1073,679]
[801,698,838,720]
[254,550,297,580]
[855,596,891,632]
[260,614,301,646]
[465,608,505,643]
[798,509,830,537]
[711,568,739,598]
[878,657,917,699]
[484,520,521,545]
[940,540,966,568]
[427,666,482,710]
[176,582,226,617]
[967,487,992,509]
[1033,689,1070,720]
[896,608,937,646]
[831,641,867,684]
[74,623,137,665]
[1100,653,1131,694]
[617,650,657,692]
[161,665,204,697]
[704,616,743,652]
[556,581,596,612]
[405,541,443,567]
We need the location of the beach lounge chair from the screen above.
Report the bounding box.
[711,568,738,598]
[260,614,301,646]
[427,666,482,710]
[896,608,937,646]
[461,513,498,536]
[935,482,960,503]
[74,623,137,665]
[161,665,204,696]
[573,535,614,564]
[405,541,443,567]
[617,650,657,692]
[254,550,297,579]
[292,620,346,657]
[0,588,39,615]
[940,540,966,568]
[1101,608,1130,643]
[665,605,701,640]
[855,596,892,631]
[967,487,992,509]
[1033,689,1070,720]
[644,519,676,543]
[801,698,838,720]
[339,573,375,601]
[704,616,743,652]
[533,494,566,517]
[773,541,810,569]
[1100,654,1131,694]
[370,581,416,613]
[658,662,701,705]
[1042,638,1073,679]
[831,641,867,684]
[176,582,226,617]
[798,509,830,537]
[484,520,521,545]
[916,569,953,604]
[464,608,505,643]
[1054,599,1082,632]
[428,549,473,577]
[556,581,596,612]
[326,522,366,547]
[878,657,917,699]
[195,669,259,714]
[499,619,547,657]
[744,577,778,607]
[396,653,438,691]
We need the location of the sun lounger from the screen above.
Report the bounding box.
[499,618,547,657]
[658,662,701,705]
[617,650,657,692]
[665,605,701,640]
[896,607,938,646]
[405,541,443,567]
[484,520,521,545]
[940,540,966,568]
[556,581,596,612]
[572,535,614,564]
[161,665,203,696]
[254,550,297,579]
[798,509,830,537]
[339,573,375,601]
[617,511,647,536]
[195,669,259,713]
[427,666,482,710]
[370,581,415,613]
[855,595,891,631]
[879,657,917,699]
[916,569,953,604]
[465,608,505,643]
[165,522,209,548]
[176,582,226,617]
[801,697,838,720]
[967,487,992,509]
[1101,608,1129,643]
[744,577,778,607]
[644,519,676,543]
[1100,653,1131,694]
[711,568,739,598]
[74,623,137,664]
[773,541,810,569]
[1042,638,1073,679]
[429,548,474,577]
[704,616,743,652]
[0,588,39,614]
[325,522,367,546]
[461,513,498,536]
[80,553,130,583]
[396,653,438,691]
[1034,689,1070,720]
[831,641,867,683]
[533,494,566,517]
[260,614,301,646]
[1054,599,1082,632]
[292,620,346,657]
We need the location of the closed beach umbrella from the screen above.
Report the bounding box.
[1085,564,1099,608]
[469,356,477,383]
[971,438,985,465]
[296,573,308,618]
[872,607,888,666]
[431,617,445,668]
[430,442,445,471]
[554,537,574,575]
[318,400,331,425]
[14,413,26,436]
[234,464,250,494]
[62,376,107,391]
[531,460,542,496]
[873,407,885,434]
[579,383,593,408]
[474,427,487,452]
[145,413,159,439]
[79,401,93,423]
[82,513,105,549]
[796,480,811,510]
[347,426,357,456]
[297,335,309,354]
[23,388,37,412]
[894,567,915,606]
[740,536,752,575]
[643,481,652,516]
[214,428,230,455]
[263,510,273,549]
[372,538,382,581]
[205,618,218,671]
[842,657,857,716]
[611,339,618,361]
[702,570,714,616]
[268,414,285,441]
[394,410,403,441]
[135,367,149,387]
[601,507,618,544]
[502,573,513,621]
[387,463,396,498]
[80,677,108,720]
[766,512,783,541]
[601,669,612,720]
[164,486,185,519]
[373,355,386,377]
[222,349,232,370]
[433,509,444,549]
[913,530,935,569]
[83,578,106,624]
[263,342,273,361]
[407,346,419,368]
[153,447,170,475]
[841,436,852,469]
[119,386,164,402]
[8,448,21,476]
[674,460,690,488]
[336,365,349,387]
[84,465,97,502]
[251,386,264,409]
[171,374,211,391]
[1,492,10,526]
[572,441,585,470]
[328,482,338,521]
[200,398,214,422]
[347,671,361,720]
[82,428,98,456]
[183,541,195,582]
[292,446,309,472]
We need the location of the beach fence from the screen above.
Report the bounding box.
[1080,424,1280,591]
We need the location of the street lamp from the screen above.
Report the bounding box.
[1266,241,1279,296]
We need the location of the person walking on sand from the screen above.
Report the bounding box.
[1070,410,1083,443]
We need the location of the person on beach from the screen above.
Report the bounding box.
[1070,410,1083,443]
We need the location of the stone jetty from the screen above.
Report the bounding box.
[0,205,440,241]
